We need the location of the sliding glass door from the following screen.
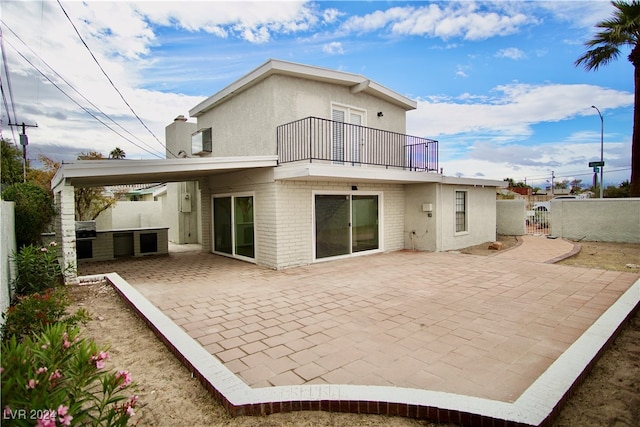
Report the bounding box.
[315,195,351,259]
[234,196,254,258]
[315,193,379,260]
[213,195,254,260]
[352,195,379,252]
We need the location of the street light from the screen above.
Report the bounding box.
[591,105,604,198]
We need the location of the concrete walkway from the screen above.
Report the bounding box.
[493,235,580,264]
[78,237,639,426]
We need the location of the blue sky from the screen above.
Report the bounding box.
[0,1,634,188]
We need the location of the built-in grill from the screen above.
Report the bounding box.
[75,221,97,239]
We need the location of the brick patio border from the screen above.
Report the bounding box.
[99,272,639,427]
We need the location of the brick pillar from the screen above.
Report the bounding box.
[199,178,212,252]
[53,182,77,281]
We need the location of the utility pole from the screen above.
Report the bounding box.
[8,122,38,182]
[591,106,604,198]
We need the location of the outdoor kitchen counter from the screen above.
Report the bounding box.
[77,227,169,262]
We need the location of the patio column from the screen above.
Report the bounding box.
[53,181,77,281]
[199,178,212,252]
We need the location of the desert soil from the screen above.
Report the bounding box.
[67,239,640,427]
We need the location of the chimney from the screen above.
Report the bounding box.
[174,115,187,122]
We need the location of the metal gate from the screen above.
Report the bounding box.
[525,196,550,235]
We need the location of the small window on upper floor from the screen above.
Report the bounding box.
[192,128,212,155]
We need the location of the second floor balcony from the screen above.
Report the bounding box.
[277,117,438,172]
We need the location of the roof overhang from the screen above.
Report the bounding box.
[52,156,278,189]
[189,59,417,117]
[274,163,506,187]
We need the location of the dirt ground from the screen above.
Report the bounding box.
[67,240,640,427]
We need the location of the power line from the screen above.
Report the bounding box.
[2,37,166,159]
[0,25,18,144]
[56,0,178,159]
[1,20,166,159]
[512,167,631,185]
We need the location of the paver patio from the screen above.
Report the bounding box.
[78,237,639,410]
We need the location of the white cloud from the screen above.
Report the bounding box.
[322,8,342,24]
[407,83,632,183]
[342,7,413,33]
[1,1,203,159]
[322,41,344,55]
[132,1,320,44]
[342,2,536,41]
[440,138,630,185]
[408,83,632,138]
[536,1,614,29]
[455,65,469,78]
[495,47,526,60]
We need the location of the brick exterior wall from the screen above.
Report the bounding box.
[55,184,77,277]
[273,180,405,269]
[203,171,405,270]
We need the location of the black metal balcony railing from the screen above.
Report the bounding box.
[277,117,438,172]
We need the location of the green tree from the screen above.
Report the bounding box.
[504,177,516,187]
[604,179,631,197]
[1,182,56,248]
[1,138,24,186]
[108,147,126,159]
[74,151,118,220]
[27,154,60,193]
[570,178,584,193]
[575,0,640,196]
[504,177,531,188]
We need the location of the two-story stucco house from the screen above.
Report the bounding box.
[52,59,504,272]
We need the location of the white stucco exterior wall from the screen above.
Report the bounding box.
[1,201,16,325]
[438,185,497,251]
[165,117,197,157]
[404,183,440,252]
[550,198,640,243]
[497,199,526,236]
[94,201,165,230]
[195,74,408,159]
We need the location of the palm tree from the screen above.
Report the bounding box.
[109,147,126,159]
[575,0,640,196]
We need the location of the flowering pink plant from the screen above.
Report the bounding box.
[2,324,138,426]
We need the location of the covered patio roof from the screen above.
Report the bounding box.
[52,156,279,188]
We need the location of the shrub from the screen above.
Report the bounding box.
[1,323,138,426]
[1,288,90,342]
[1,182,56,248]
[11,242,73,296]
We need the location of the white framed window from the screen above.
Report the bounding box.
[455,190,468,234]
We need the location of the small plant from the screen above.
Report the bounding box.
[1,323,138,426]
[1,288,90,342]
[11,242,74,296]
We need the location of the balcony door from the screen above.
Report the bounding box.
[332,106,365,165]
[315,193,379,260]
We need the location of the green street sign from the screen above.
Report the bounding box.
[593,167,600,173]
[589,161,604,167]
